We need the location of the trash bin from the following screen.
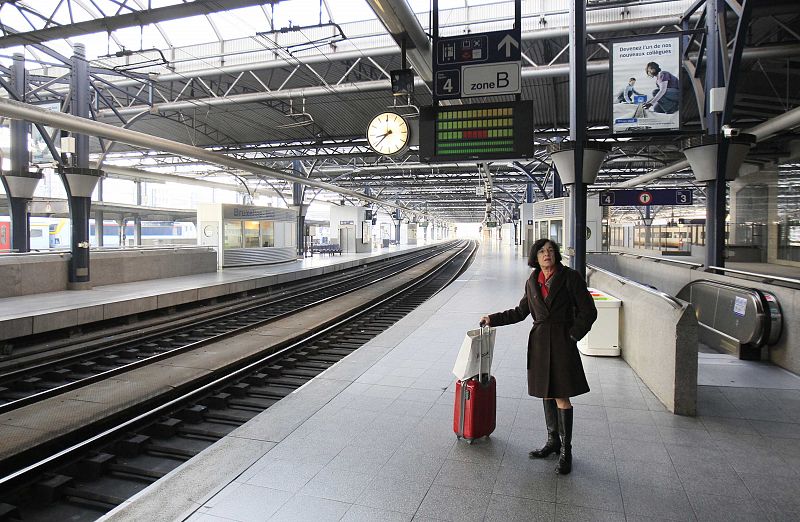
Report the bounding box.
[578,288,621,356]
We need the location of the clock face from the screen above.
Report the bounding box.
[367,112,410,155]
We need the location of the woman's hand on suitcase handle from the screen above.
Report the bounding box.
[480,316,491,327]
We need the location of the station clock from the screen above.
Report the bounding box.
[367,112,410,155]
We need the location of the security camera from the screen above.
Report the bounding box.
[721,125,740,138]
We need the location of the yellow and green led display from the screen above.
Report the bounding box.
[420,100,534,162]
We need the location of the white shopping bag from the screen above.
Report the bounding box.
[452,326,495,380]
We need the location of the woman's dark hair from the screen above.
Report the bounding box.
[646,62,661,75]
[528,238,562,268]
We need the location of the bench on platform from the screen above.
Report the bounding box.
[315,244,342,256]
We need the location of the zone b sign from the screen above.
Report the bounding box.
[434,28,521,99]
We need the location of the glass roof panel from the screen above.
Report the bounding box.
[207,6,271,40]
[156,15,217,46]
[318,0,376,24]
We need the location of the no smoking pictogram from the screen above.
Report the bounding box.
[638,191,653,205]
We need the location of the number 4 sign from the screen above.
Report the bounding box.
[435,70,460,97]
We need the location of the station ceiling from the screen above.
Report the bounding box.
[1,0,799,223]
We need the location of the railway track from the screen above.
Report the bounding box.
[0,240,476,521]
[0,243,456,413]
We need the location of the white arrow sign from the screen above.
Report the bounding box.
[497,34,519,58]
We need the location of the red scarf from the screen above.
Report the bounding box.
[537,268,557,298]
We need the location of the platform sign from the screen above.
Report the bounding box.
[599,189,693,206]
[419,100,534,162]
[434,28,521,99]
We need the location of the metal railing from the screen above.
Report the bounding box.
[589,251,704,269]
[708,266,800,286]
[587,263,684,309]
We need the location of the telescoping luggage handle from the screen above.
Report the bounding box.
[477,325,491,386]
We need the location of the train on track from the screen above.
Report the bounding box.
[0,217,197,251]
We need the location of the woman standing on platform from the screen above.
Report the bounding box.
[480,239,597,475]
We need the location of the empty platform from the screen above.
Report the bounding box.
[101,242,800,522]
[0,243,441,343]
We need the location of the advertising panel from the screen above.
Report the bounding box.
[611,36,681,134]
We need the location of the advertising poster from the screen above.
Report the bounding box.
[611,36,681,134]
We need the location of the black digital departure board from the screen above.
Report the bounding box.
[419,100,533,162]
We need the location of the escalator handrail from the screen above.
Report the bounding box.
[708,266,800,286]
[592,251,704,269]
[587,264,684,310]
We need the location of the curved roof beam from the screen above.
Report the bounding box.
[365,0,433,83]
[0,0,280,48]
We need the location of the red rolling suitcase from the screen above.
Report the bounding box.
[453,375,496,442]
[453,326,496,442]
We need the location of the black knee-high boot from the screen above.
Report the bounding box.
[529,399,561,459]
[555,407,573,474]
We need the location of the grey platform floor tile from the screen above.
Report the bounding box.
[604,407,654,426]
[562,455,617,483]
[269,494,351,522]
[363,384,409,399]
[379,450,447,485]
[699,415,758,435]
[434,459,500,492]
[356,474,430,514]
[651,410,706,430]
[485,493,555,522]
[205,484,292,522]
[298,466,375,504]
[493,463,557,502]
[678,471,752,499]
[657,426,716,447]
[739,472,800,511]
[554,503,625,522]
[751,419,800,439]
[341,504,413,522]
[609,421,662,443]
[555,477,623,513]
[415,484,492,522]
[754,497,800,522]
[186,512,234,522]
[615,459,682,491]
[245,458,325,493]
[327,445,394,475]
[448,435,508,465]
[620,482,696,521]
[724,452,799,478]
[686,491,767,522]
[611,439,671,464]
[400,430,456,457]
[572,418,611,438]
[388,399,435,418]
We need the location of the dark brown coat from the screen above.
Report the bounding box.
[488,264,597,398]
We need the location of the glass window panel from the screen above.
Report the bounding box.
[243,220,260,248]
[261,221,274,247]
[223,220,242,249]
[550,220,562,245]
